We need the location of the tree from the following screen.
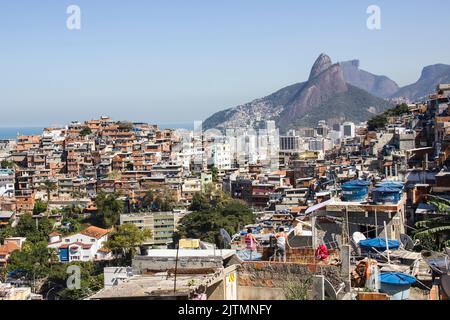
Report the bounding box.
[60,216,84,235]
[367,103,410,131]
[7,241,55,280]
[414,195,450,250]
[367,114,387,131]
[141,191,155,210]
[211,166,219,183]
[79,127,92,137]
[178,199,254,246]
[105,224,152,263]
[385,103,409,117]
[39,180,57,214]
[33,199,48,215]
[0,160,14,169]
[15,213,54,243]
[61,204,84,219]
[189,192,212,211]
[0,225,15,244]
[152,189,176,212]
[94,192,124,228]
[203,183,229,209]
[43,261,104,300]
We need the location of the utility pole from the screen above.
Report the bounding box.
[342,207,349,246]
[173,240,180,293]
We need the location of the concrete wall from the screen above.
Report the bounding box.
[206,281,224,300]
[132,256,223,273]
[237,262,343,300]
[238,287,286,300]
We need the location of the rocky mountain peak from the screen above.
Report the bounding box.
[419,64,450,82]
[309,53,333,80]
[203,53,393,131]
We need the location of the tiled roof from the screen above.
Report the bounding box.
[0,242,20,255]
[80,226,109,239]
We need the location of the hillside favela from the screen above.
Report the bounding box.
[0,2,449,305]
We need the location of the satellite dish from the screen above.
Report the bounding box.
[220,228,232,246]
[352,232,366,245]
[400,234,415,251]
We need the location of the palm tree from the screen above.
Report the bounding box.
[39,180,57,215]
[414,195,450,251]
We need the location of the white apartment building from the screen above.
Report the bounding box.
[207,142,232,170]
[342,122,356,138]
[0,169,14,197]
[48,226,111,262]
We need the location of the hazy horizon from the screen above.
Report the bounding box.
[1,0,450,126]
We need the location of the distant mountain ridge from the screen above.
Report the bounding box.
[392,64,450,101]
[340,60,399,98]
[203,54,393,131]
[203,54,450,131]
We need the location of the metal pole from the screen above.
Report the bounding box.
[374,209,378,237]
[173,241,180,293]
[383,221,390,264]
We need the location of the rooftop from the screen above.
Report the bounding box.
[88,270,223,300]
[143,249,236,259]
[79,226,110,239]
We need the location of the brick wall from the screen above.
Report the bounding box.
[238,261,343,290]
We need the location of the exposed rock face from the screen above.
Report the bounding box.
[340,60,399,98]
[203,54,393,131]
[309,53,333,80]
[392,64,450,101]
[279,56,348,127]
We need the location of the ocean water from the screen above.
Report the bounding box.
[0,127,43,140]
[159,123,194,130]
[0,123,195,140]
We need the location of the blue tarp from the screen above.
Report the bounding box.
[380,272,416,285]
[359,238,400,250]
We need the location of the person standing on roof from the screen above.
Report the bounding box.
[244,228,259,260]
[274,227,290,262]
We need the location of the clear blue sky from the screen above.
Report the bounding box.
[1,0,450,126]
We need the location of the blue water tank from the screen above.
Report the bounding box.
[341,180,370,202]
[373,187,402,204]
[376,181,404,191]
[379,272,416,300]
